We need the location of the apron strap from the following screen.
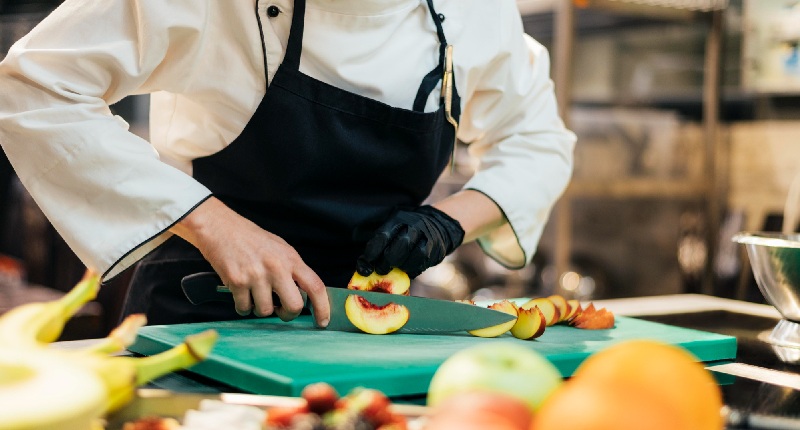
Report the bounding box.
[284,0,459,120]
[412,0,460,121]
[282,0,306,71]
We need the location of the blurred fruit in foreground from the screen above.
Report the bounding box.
[265,383,407,430]
[427,342,562,412]
[424,391,532,430]
[532,378,682,430]
[560,339,723,430]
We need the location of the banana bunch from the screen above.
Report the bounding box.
[0,270,218,429]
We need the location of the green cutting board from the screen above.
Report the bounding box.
[130,314,736,398]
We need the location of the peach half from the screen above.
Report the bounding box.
[344,295,410,335]
[467,300,519,338]
[510,306,547,340]
[347,268,410,296]
[520,298,560,327]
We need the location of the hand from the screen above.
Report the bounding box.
[171,198,330,327]
[356,205,465,279]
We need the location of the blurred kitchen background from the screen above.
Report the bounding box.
[2,0,800,338]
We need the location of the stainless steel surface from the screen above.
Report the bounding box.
[323,287,517,334]
[734,232,800,323]
[767,319,800,350]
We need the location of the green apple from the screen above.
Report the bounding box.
[427,342,563,412]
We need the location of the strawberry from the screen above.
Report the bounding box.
[265,404,309,428]
[301,382,340,414]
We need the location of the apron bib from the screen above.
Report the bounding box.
[122,0,461,325]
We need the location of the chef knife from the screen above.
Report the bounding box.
[181,272,516,334]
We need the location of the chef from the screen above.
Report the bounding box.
[0,0,575,327]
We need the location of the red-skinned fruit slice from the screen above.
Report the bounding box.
[573,307,615,330]
[547,295,569,323]
[569,302,595,326]
[510,306,547,340]
[467,300,518,338]
[344,295,410,335]
[347,268,411,296]
[565,299,581,321]
[521,298,560,326]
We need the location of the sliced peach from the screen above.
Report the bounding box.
[347,268,411,296]
[547,295,569,323]
[456,299,476,305]
[510,306,547,340]
[521,298,560,326]
[569,302,595,326]
[468,300,518,338]
[573,307,615,330]
[565,299,582,321]
[344,295,410,335]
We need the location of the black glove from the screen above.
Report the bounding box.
[356,205,465,279]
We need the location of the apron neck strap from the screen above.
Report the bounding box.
[283,0,307,71]
[283,0,459,120]
[412,0,460,119]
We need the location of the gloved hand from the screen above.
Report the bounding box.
[356,205,465,279]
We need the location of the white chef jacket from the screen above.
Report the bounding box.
[0,0,575,281]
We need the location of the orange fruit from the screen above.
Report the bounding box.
[571,340,724,430]
[532,378,682,430]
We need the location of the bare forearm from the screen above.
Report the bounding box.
[432,189,504,243]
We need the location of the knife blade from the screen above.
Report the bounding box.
[180,272,516,334]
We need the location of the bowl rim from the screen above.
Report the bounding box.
[732,231,800,248]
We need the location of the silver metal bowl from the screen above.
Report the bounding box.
[734,232,800,322]
[734,232,800,349]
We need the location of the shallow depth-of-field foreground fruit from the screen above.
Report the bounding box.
[533,339,724,430]
[426,343,563,413]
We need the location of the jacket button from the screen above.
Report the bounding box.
[267,5,280,17]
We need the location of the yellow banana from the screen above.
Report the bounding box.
[0,349,107,430]
[80,313,147,356]
[69,329,219,413]
[0,269,219,428]
[0,270,101,347]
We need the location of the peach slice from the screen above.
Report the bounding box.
[510,306,547,340]
[347,268,410,296]
[564,299,582,321]
[570,303,595,327]
[468,300,519,338]
[547,295,569,323]
[521,298,560,326]
[572,306,615,330]
[344,295,410,335]
[456,299,476,305]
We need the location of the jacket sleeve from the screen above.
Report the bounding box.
[0,0,213,280]
[460,0,576,269]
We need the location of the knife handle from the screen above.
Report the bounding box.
[181,272,237,305]
[181,272,307,310]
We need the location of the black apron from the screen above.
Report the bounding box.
[121,0,461,325]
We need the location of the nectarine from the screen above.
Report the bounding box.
[347,268,410,296]
[344,295,409,335]
[467,300,518,338]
